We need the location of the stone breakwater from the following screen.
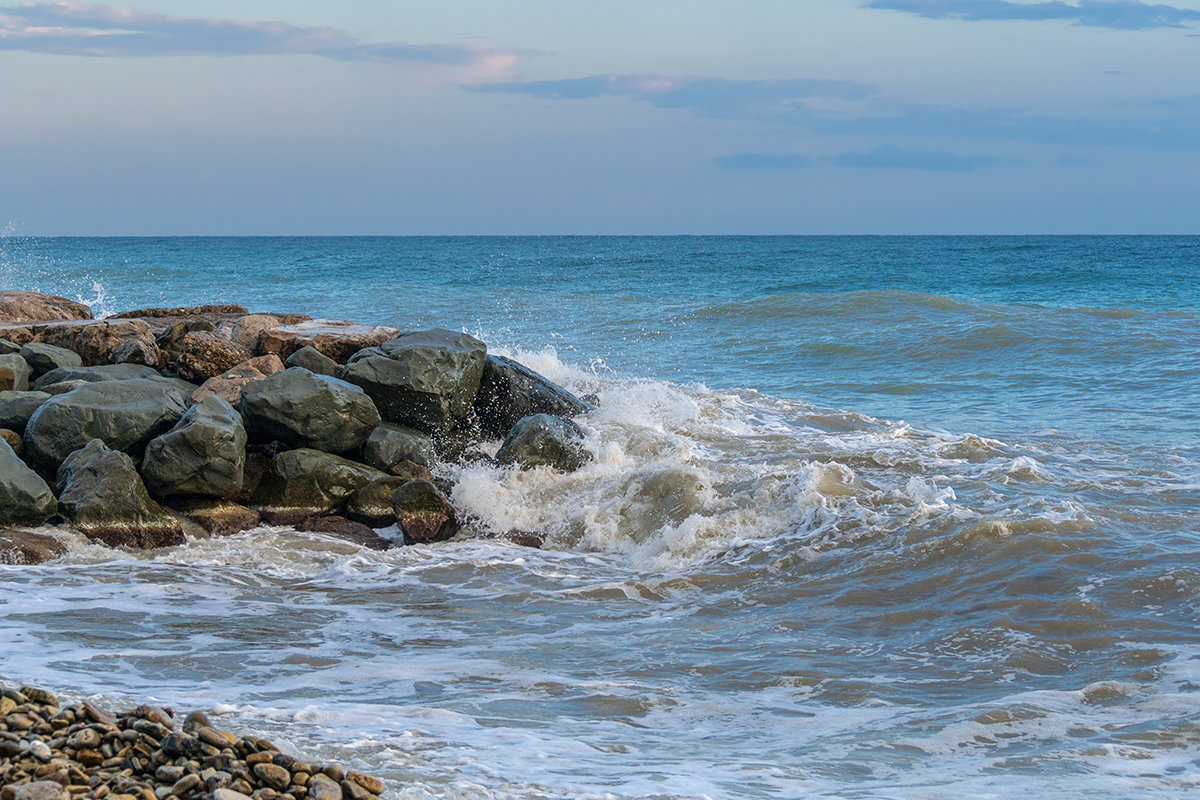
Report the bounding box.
[0,291,594,561]
[0,685,386,800]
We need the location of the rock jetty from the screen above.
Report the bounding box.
[0,292,593,562]
[0,684,387,800]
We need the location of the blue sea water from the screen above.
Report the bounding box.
[2,236,1199,799]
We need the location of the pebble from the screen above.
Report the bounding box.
[27,743,50,763]
[250,766,289,793]
[13,783,69,800]
[306,780,340,800]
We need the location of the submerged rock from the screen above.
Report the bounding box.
[341,329,486,435]
[0,390,50,435]
[295,515,392,550]
[362,422,436,472]
[57,440,185,549]
[18,342,82,378]
[495,413,592,472]
[0,353,32,391]
[286,345,340,376]
[241,367,380,454]
[172,498,261,537]
[391,480,458,544]
[473,354,590,437]
[250,449,386,524]
[0,439,57,527]
[142,395,247,497]
[0,529,66,565]
[0,291,92,323]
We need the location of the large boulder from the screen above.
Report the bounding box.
[250,449,386,524]
[0,339,20,354]
[113,304,248,319]
[189,355,283,408]
[156,319,216,362]
[171,498,261,537]
[285,345,340,376]
[24,379,187,472]
[0,390,49,435]
[362,423,436,472]
[0,353,32,391]
[0,440,57,527]
[392,480,458,544]
[340,329,486,435]
[142,395,247,498]
[56,440,185,549]
[18,342,82,378]
[473,355,590,437]
[257,320,398,363]
[0,530,66,565]
[111,335,162,367]
[495,414,592,472]
[36,319,157,366]
[0,291,92,323]
[176,332,253,382]
[344,476,410,527]
[240,368,380,454]
[34,363,161,389]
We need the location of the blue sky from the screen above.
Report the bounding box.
[1,0,1198,234]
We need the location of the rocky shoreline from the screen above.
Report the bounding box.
[0,684,386,800]
[0,291,594,562]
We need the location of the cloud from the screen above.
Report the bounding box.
[863,0,1200,30]
[0,1,528,67]
[832,145,1003,170]
[714,153,815,169]
[469,74,872,121]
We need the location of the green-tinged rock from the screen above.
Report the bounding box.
[250,448,386,524]
[286,345,341,376]
[57,439,185,549]
[24,378,187,471]
[241,367,381,454]
[0,390,51,436]
[473,354,590,437]
[0,338,20,354]
[391,479,457,544]
[0,352,32,391]
[18,342,82,378]
[362,422,436,471]
[0,439,57,526]
[344,476,411,527]
[495,413,592,472]
[34,362,160,389]
[340,329,486,435]
[142,395,247,497]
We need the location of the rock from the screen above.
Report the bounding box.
[496,530,545,548]
[0,353,32,391]
[214,314,283,351]
[213,790,253,800]
[0,439,57,526]
[172,498,261,537]
[57,440,185,549]
[0,325,35,347]
[156,318,216,361]
[18,342,82,378]
[474,354,590,437]
[24,379,187,472]
[12,781,70,800]
[36,319,157,366]
[391,480,457,544]
[362,422,436,472]
[111,335,162,367]
[39,379,89,396]
[257,320,398,363]
[307,779,341,800]
[495,413,592,472]
[341,329,486,435]
[285,345,340,376]
[176,332,253,382]
[295,515,391,550]
[113,304,249,319]
[35,362,162,389]
[0,390,49,434]
[0,530,66,564]
[344,477,411,527]
[252,764,291,791]
[189,355,284,408]
[0,291,92,323]
[0,338,20,354]
[0,428,20,454]
[250,449,386,524]
[142,395,247,497]
[240,368,380,455]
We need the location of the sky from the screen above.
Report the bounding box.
[1,0,1198,234]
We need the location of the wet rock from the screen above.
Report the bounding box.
[0,353,32,391]
[142,395,247,497]
[0,530,66,564]
[0,428,20,454]
[391,480,457,544]
[56,440,185,549]
[495,413,592,473]
[473,354,590,437]
[172,498,261,537]
[24,378,187,472]
[36,319,157,366]
[0,439,57,526]
[0,291,92,323]
[295,515,391,550]
[285,345,340,376]
[250,449,385,524]
[177,332,253,382]
[341,329,486,435]
[240,368,380,455]
[344,477,410,527]
[189,355,284,408]
[257,319,398,363]
[34,362,162,389]
[362,423,436,472]
[0,390,49,434]
[18,342,82,378]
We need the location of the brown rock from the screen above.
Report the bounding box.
[344,774,381,796]
[0,292,92,323]
[35,319,157,366]
[0,324,35,346]
[294,516,392,551]
[112,304,249,319]
[392,480,458,545]
[0,428,21,454]
[189,356,284,408]
[0,530,66,565]
[214,315,284,351]
[177,333,253,382]
[174,499,262,537]
[257,320,398,363]
[253,764,291,792]
[40,379,89,396]
[111,336,162,367]
[81,700,117,726]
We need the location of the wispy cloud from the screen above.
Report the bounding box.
[864,0,1200,30]
[0,1,529,68]
[715,147,1004,171]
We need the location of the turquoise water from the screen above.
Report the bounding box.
[2,236,1199,799]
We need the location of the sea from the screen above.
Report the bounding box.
[1,235,1198,799]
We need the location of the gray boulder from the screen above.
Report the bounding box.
[286,345,340,376]
[474,355,590,437]
[250,449,386,524]
[0,339,20,355]
[19,342,82,378]
[24,379,187,472]
[0,353,32,391]
[0,440,57,527]
[35,363,160,389]
[40,379,90,396]
[57,440,185,549]
[344,476,410,527]
[142,395,247,497]
[0,390,50,435]
[362,423,436,472]
[340,329,486,435]
[392,480,458,544]
[495,413,592,472]
[240,368,381,455]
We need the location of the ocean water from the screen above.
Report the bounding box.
[1,235,1198,799]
